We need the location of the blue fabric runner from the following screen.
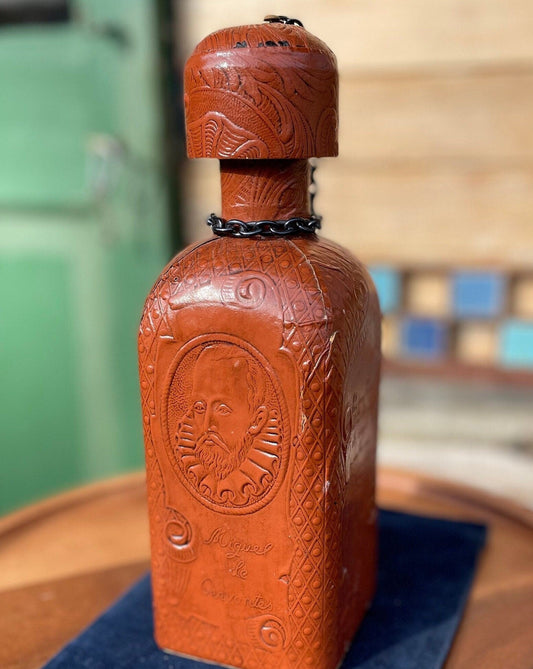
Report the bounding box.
[43,509,486,669]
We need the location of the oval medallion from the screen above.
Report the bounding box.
[163,335,288,514]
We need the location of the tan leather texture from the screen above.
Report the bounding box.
[139,19,380,669]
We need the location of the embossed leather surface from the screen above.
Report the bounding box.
[139,233,381,669]
[142,19,379,669]
[184,23,338,159]
[42,510,487,669]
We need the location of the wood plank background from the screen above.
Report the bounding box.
[178,0,533,269]
[180,0,533,70]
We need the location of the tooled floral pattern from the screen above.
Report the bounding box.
[185,51,338,158]
[188,112,269,159]
[139,236,370,668]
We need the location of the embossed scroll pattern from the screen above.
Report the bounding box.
[221,274,267,309]
[139,235,371,668]
[184,23,338,159]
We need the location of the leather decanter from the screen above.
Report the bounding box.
[139,16,381,669]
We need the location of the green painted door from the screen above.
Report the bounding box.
[0,0,171,512]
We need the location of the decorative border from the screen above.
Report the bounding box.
[160,333,290,515]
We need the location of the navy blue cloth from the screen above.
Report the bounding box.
[43,510,486,669]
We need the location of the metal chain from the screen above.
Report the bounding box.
[207,160,322,238]
[206,214,321,238]
[264,15,304,27]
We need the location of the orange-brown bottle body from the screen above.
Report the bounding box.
[139,233,380,669]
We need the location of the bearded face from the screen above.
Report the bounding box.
[177,346,267,481]
[194,428,254,480]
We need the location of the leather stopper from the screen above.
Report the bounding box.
[184,21,339,160]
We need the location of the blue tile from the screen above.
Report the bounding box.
[369,266,401,314]
[401,318,448,360]
[452,271,505,318]
[500,320,533,368]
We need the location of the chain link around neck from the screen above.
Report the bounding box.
[207,160,321,238]
[206,214,321,238]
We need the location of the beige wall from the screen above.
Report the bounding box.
[179,0,533,268]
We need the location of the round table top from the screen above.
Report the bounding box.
[0,468,532,669]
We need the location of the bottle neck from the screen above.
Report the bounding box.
[220,159,310,222]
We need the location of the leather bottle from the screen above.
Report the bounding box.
[139,17,381,669]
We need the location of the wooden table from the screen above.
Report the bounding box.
[1,468,532,669]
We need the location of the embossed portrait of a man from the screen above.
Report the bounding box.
[173,343,282,509]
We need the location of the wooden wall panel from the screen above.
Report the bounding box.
[183,160,220,243]
[340,72,533,163]
[180,0,533,71]
[319,163,533,266]
[184,160,533,267]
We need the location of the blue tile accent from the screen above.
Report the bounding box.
[369,266,401,314]
[500,320,533,368]
[401,318,448,360]
[452,271,505,318]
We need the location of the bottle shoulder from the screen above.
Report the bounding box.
[289,234,380,324]
[291,234,373,285]
[142,234,379,331]
[162,234,373,288]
